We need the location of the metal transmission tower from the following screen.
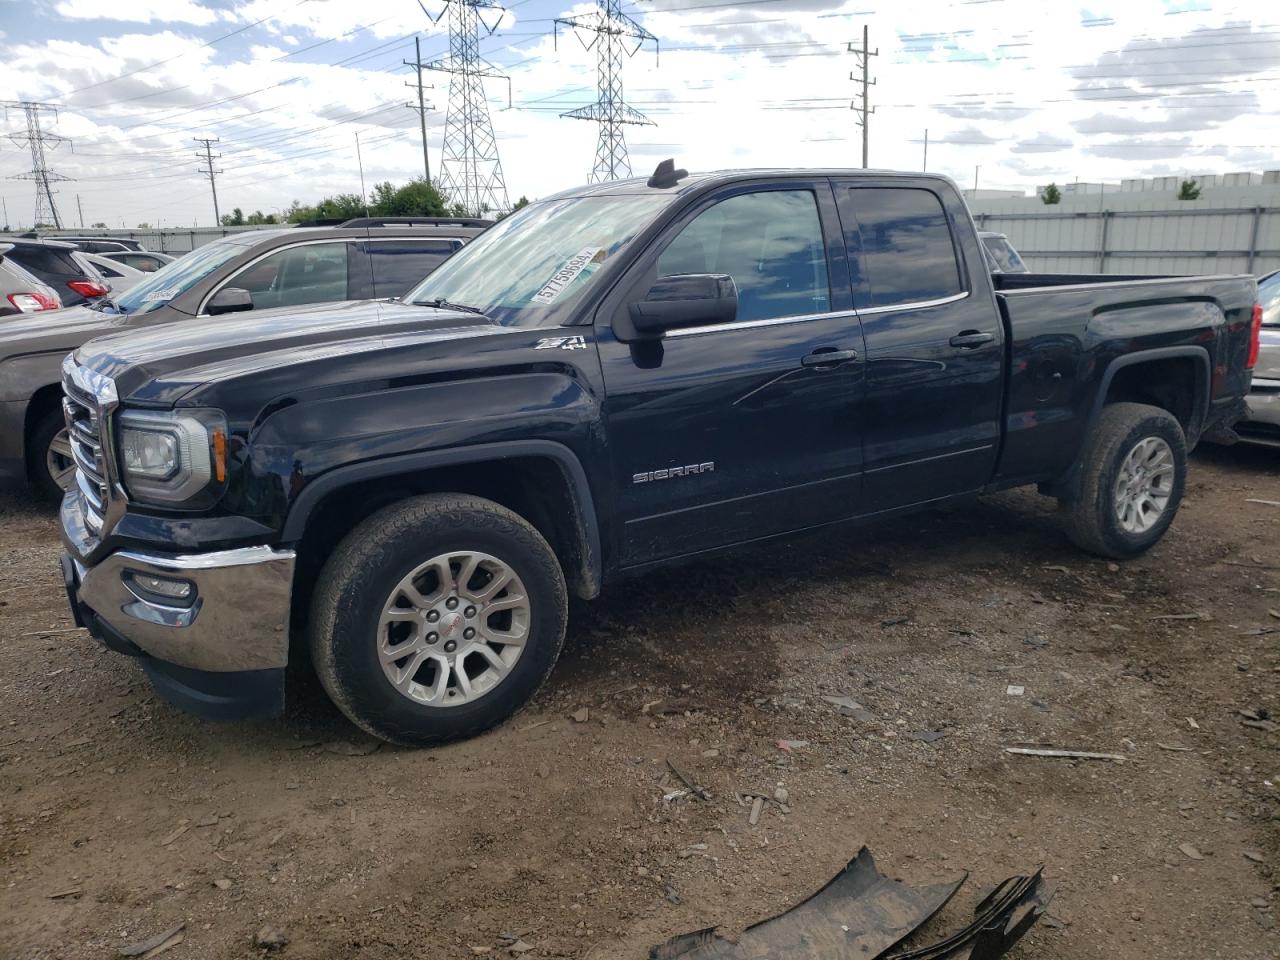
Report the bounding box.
[193,137,223,226]
[3,101,72,228]
[422,0,511,216]
[554,0,658,183]
[848,26,878,168]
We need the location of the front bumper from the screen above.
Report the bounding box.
[1241,378,1280,447]
[60,492,295,719]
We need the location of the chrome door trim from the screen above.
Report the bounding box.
[663,292,970,339]
[666,308,859,339]
[854,290,970,316]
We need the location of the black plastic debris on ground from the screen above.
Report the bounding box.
[649,847,1053,960]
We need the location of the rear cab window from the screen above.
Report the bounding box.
[836,186,965,309]
[350,239,463,299]
[9,245,85,278]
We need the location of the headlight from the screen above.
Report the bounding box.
[117,409,227,504]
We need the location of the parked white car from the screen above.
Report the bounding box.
[82,252,146,294]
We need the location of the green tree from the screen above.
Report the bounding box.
[1177,179,1201,200]
[135,222,151,229]
[91,221,108,228]
[368,178,449,217]
[284,193,366,223]
[1040,183,1061,205]
[245,210,278,225]
[221,207,245,226]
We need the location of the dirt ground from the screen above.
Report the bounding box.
[1,445,1277,960]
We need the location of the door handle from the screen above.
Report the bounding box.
[949,331,995,349]
[801,348,858,368]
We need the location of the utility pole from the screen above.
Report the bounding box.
[193,137,223,226]
[922,129,928,172]
[76,193,85,228]
[3,100,72,228]
[405,36,436,182]
[422,0,512,216]
[554,0,659,183]
[1,197,8,230]
[848,27,877,169]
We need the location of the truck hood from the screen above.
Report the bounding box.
[0,304,126,360]
[75,298,498,403]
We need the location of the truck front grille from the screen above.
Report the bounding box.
[62,392,107,535]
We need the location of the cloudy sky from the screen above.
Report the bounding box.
[0,0,1276,226]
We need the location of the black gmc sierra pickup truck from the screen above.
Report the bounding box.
[58,164,1263,746]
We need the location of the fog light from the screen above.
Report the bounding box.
[125,571,196,608]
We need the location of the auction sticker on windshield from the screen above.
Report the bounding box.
[532,247,603,305]
[142,289,179,302]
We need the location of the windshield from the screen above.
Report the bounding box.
[110,237,247,315]
[982,235,1028,273]
[1259,271,1280,327]
[405,194,671,326]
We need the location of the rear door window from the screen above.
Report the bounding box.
[350,239,463,299]
[839,187,964,309]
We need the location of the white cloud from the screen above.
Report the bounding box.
[53,0,223,26]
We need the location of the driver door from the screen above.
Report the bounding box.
[596,179,868,568]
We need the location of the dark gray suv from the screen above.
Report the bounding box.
[0,218,488,500]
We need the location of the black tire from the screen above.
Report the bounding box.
[1061,402,1187,559]
[29,410,74,505]
[309,493,568,746]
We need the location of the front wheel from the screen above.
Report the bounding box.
[309,494,568,746]
[1060,402,1187,559]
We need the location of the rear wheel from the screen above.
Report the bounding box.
[309,493,568,746]
[30,411,75,504]
[1061,402,1187,559]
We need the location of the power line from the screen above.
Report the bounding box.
[194,137,223,227]
[63,0,312,98]
[3,101,72,228]
[555,0,659,182]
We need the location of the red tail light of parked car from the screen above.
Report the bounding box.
[1246,303,1263,369]
[66,279,110,299]
[7,291,61,313]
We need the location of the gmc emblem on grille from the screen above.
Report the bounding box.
[633,462,715,484]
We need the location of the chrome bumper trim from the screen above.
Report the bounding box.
[63,490,296,673]
[77,545,295,672]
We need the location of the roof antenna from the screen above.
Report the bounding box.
[647,158,687,189]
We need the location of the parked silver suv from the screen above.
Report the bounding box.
[0,218,489,500]
[1240,269,1280,447]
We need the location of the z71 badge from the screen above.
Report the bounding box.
[633,462,715,484]
[535,335,587,351]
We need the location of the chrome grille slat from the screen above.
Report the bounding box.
[62,382,108,533]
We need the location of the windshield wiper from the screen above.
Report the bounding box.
[413,297,486,316]
[96,298,126,315]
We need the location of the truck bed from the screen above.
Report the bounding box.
[991,271,1258,486]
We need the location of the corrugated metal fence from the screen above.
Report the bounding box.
[968,204,1280,277]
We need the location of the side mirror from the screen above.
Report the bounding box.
[207,287,254,316]
[628,274,737,338]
